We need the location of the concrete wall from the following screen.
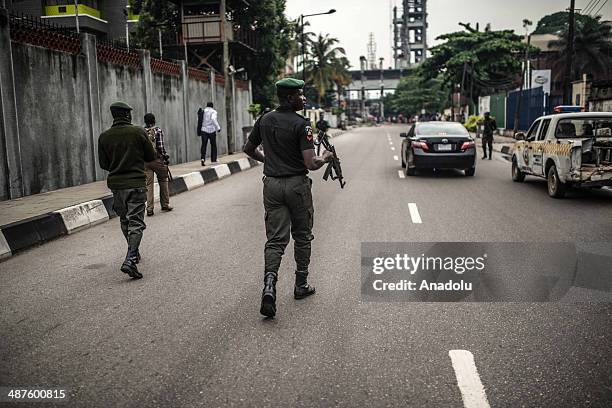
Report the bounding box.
[0,25,252,200]
[12,42,95,196]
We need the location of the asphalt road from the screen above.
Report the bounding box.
[1,125,611,407]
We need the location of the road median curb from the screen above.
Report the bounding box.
[0,159,260,262]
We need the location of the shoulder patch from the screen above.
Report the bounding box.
[305,125,314,142]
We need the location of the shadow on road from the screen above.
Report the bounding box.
[520,179,612,201]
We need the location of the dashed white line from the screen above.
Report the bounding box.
[393,155,399,161]
[449,350,491,408]
[391,146,396,151]
[407,203,422,224]
[398,170,405,179]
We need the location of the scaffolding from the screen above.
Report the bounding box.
[393,0,427,69]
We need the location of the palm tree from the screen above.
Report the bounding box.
[303,34,350,106]
[550,15,612,81]
[289,20,315,72]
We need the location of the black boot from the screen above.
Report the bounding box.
[121,248,143,279]
[260,272,277,317]
[294,271,315,299]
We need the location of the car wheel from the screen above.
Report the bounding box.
[401,152,406,168]
[405,150,416,176]
[547,164,566,198]
[464,167,475,176]
[512,157,525,182]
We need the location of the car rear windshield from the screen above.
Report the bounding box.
[416,123,468,136]
[554,118,612,138]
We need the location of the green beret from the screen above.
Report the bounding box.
[110,101,133,110]
[275,78,304,89]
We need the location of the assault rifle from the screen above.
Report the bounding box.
[316,130,346,189]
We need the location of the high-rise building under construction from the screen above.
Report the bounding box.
[393,0,428,68]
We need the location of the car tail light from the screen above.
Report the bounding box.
[461,141,475,151]
[412,141,429,151]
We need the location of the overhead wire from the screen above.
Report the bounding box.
[583,0,601,14]
[593,0,609,15]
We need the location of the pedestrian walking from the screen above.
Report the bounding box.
[243,78,334,318]
[98,101,156,279]
[144,113,173,216]
[197,102,221,166]
[480,112,497,160]
[316,113,330,134]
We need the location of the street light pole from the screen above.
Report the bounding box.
[298,9,336,116]
[563,0,576,105]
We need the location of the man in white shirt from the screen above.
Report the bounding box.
[197,102,221,166]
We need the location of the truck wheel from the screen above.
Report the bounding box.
[465,167,475,176]
[512,157,525,182]
[547,164,566,198]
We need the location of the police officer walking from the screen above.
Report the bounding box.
[98,101,156,279]
[243,78,333,318]
[480,112,497,160]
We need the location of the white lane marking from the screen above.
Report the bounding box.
[449,350,491,408]
[398,170,405,179]
[393,155,399,161]
[407,203,422,224]
[391,146,396,151]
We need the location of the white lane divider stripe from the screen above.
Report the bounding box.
[407,203,422,224]
[449,350,491,408]
[391,146,396,151]
[393,155,399,161]
[398,170,405,179]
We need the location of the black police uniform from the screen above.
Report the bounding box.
[249,105,315,272]
[482,116,497,159]
[248,103,316,316]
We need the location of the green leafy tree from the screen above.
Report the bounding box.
[384,70,448,117]
[421,28,536,99]
[549,15,612,81]
[230,0,293,106]
[532,11,592,35]
[132,0,293,107]
[131,0,179,56]
[303,34,351,107]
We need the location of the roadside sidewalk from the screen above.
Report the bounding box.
[0,152,259,260]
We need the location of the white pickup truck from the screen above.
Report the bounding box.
[511,112,612,198]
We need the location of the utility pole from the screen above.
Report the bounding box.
[158,28,163,58]
[74,0,80,33]
[360,55,366,121]
[513,19,532,134]
[563,0,575,105]
[221,0,234,154]
[379,57,385,121]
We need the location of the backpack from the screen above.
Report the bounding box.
[145,126,158,155]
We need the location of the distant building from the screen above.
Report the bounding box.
[6,0,139,42]
[392,0,428,68]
